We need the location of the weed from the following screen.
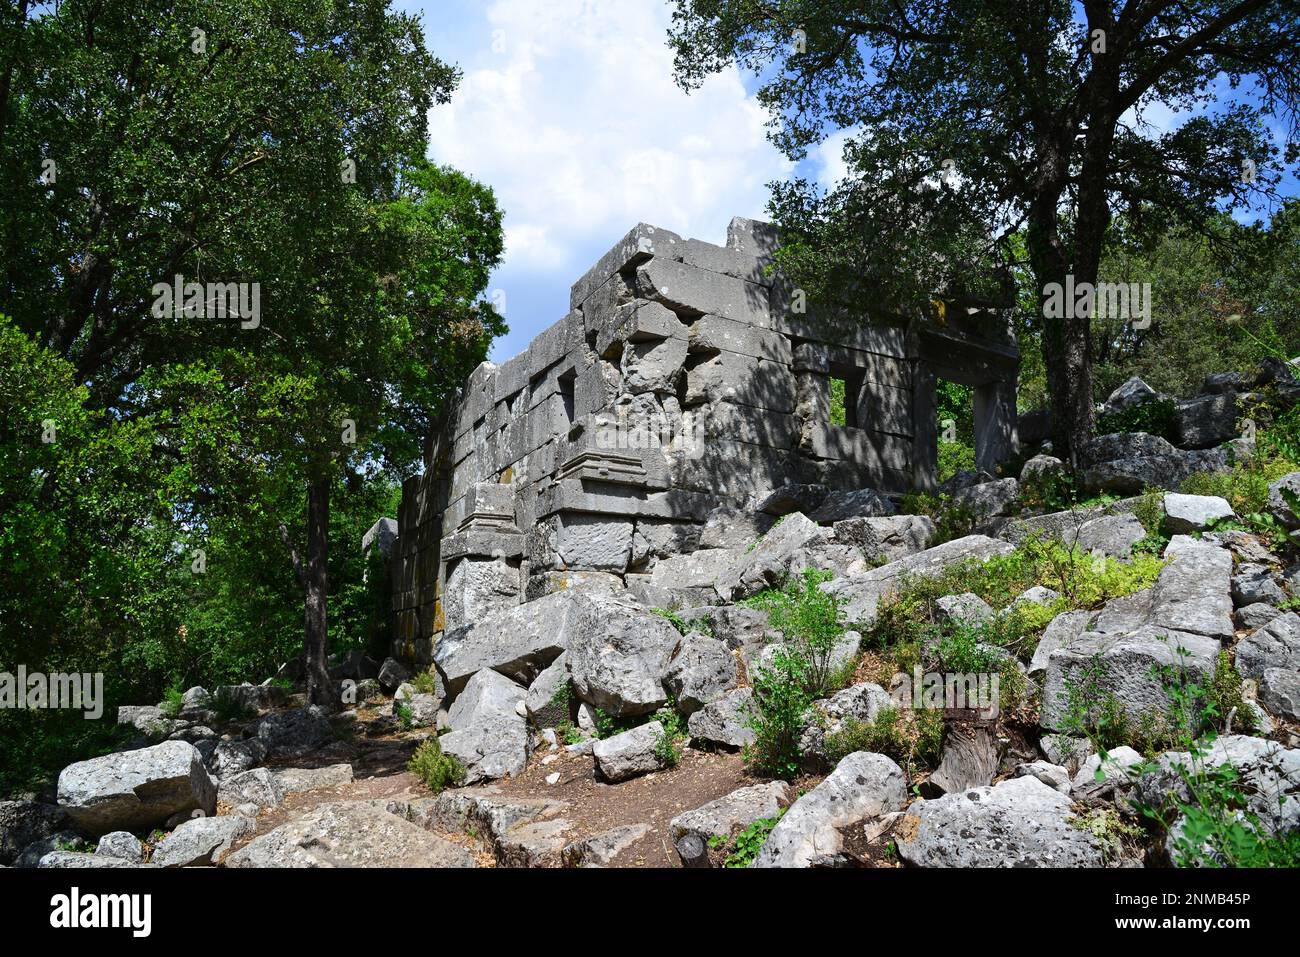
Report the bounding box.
[407,737,464,793]
[710,813,784,867]
[159,685,184,718]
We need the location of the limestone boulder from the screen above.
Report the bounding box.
[593,721,669,782]
[663,633,738,713]
[687,688,756,749]
[57,741,216,836]
[566,595,681,716]
[751,752,906,868]
[152,814,255,867]
[1162,493,1235,534]
[895,775,1105,867]
[434,590,584,696]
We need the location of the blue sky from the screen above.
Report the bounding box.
[400,1,1297,362]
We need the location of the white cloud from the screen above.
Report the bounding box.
[812,127,855,189]
[427,0,791,276]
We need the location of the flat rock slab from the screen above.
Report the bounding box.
[670,782,789,856]
[224,802,477,868]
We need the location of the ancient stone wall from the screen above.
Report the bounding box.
[391,217,1019,665]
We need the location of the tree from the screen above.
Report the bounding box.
[1,1,504,707]
[668,1,1299,464]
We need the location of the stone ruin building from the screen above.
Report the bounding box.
[391,217,1020,666]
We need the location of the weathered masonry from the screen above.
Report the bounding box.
[391,217,1019,664]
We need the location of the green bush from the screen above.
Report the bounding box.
[408,738,464,793]
[1096,398,1178,442]
[742,646,812,780]
[824,706,944,779]
[897,491,979,546]
[742,569,848,696]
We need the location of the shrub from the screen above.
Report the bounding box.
[823,706,944,779]
[898,491,979,545]
[1131,658,1300,868]
[159,685,185,718]
[743,569,847,695]
[411,669,439,695]
[1096,398,1178,442]
[408,738,464,793]
[653,704,688,768]
[937,440,977,485]
[742,646,812,780]
[211,687,255,723]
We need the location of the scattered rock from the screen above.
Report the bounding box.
[593,721,669,782]
[434,590,582,696]
[0,801,69,866]
[377,657,411,693]
[255,706,334,758]
[895,776,1105,867]
[447,668,526,731]
[1237,602,1283,631]
[524,653,570,726]
[1013,762,1072,793]
[687,688,755,749]
[1162,493,1235,534]
[94,831,143,863]
[663,633,738,713]
[561,823,650,867]
[751,751,906,868]
[1232,565,1287,607]
[935,592,994,626]
[1268,472,1300,530]
[566,594,680,717]
[273,764,354,795]
[153,814,254,867]
[439,709,531,784]
[57,741,216,836]
[209,738,268,780]
[951,477,1020,519]
[217,768,284,810]
[670,782,790,865]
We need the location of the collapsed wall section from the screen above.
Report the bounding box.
[391,216,1018,665]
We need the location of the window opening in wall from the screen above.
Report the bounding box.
[559,371,576,425]
[828,366,863,429]
[936,378,975,483]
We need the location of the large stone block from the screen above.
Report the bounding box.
[1040,626,1221,732]
[685,350,795,412]
[687,314,791,362]
[443,557,520,632]
[571,223,684,311]
[566,595,682,716]
[636,258,770,328]
[57,741,216,837]
[751,752,906,868]
[433,591,585,696]
[595,300,685,358]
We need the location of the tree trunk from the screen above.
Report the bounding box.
[304,474,333,707]
[1027,185,1093,469]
